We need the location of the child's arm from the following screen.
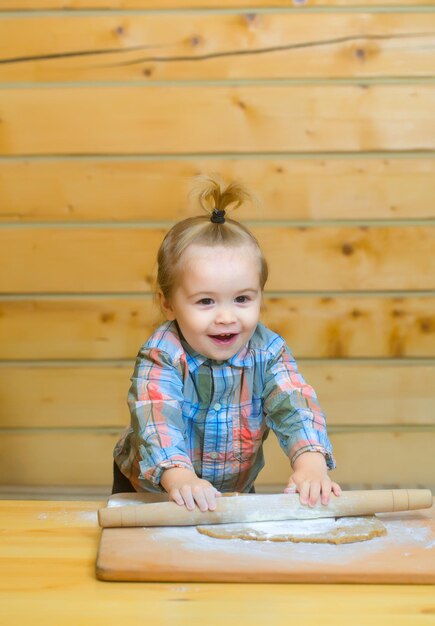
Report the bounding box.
[284,451,341,507]
[160,467,221,511]
[124,347,199,494]
[262,343,340,506]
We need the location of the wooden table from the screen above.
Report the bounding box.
[1,499,434,626]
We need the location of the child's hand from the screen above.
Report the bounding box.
[160,467,221,512]
[284,451,341,507]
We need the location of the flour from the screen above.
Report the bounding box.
[77,510,99,523]
[36,508,98,525]
[144,524,369,563]
[377,517,431,545]
[143,513,434,565]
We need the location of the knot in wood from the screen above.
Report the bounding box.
[419,318,433,334]
[190,35,202,47]
[341,243,354,256]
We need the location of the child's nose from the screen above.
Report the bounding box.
[215,305,236,323]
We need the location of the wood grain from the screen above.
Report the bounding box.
[1,501,435,626]
[1,295,434,359]
[1,226,434,292]
[0,297,157,359]
[2,0,434,7]
[1,85,434,155]
[0,365,133,428]
[2,158,435,222]
[1,362,434,428]
[1,0,434,502]
[0,430,433,487]
[1,13,434,81]
[263,431,435,488]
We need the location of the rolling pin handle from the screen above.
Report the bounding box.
[405,489,433,511]
[99,506,121,528]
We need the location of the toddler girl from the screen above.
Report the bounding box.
[113,176,341,512]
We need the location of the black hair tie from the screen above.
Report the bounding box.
[210,208,226,224]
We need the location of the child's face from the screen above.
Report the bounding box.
[160,244,262,361]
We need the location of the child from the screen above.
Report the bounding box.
[113,175,341,512]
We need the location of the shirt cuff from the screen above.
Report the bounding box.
[285,430,336,470]
[139,455,195,490]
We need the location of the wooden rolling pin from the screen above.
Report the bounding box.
[98,489,432,528]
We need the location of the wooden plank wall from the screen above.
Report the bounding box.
[0,0,434,496]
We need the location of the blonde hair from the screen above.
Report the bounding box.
[157,175,268,301]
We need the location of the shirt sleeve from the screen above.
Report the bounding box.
[127,346,195,490]
[262,344,336,470]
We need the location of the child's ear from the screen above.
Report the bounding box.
[158,291,176,321]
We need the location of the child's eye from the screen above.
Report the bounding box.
[197,298,214,305]
[235,295,250,303]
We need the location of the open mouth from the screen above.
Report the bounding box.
[208,333,239,346]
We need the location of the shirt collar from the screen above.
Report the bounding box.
[227,344,253,368]
[183,344,209,373]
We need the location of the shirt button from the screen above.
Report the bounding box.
[210,452,218,459]
[213,403,221,411]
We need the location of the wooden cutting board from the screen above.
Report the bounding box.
[96,493,435,583]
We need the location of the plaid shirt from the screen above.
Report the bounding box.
[114,320,335,493]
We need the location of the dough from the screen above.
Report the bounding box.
[197,515,387,544]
